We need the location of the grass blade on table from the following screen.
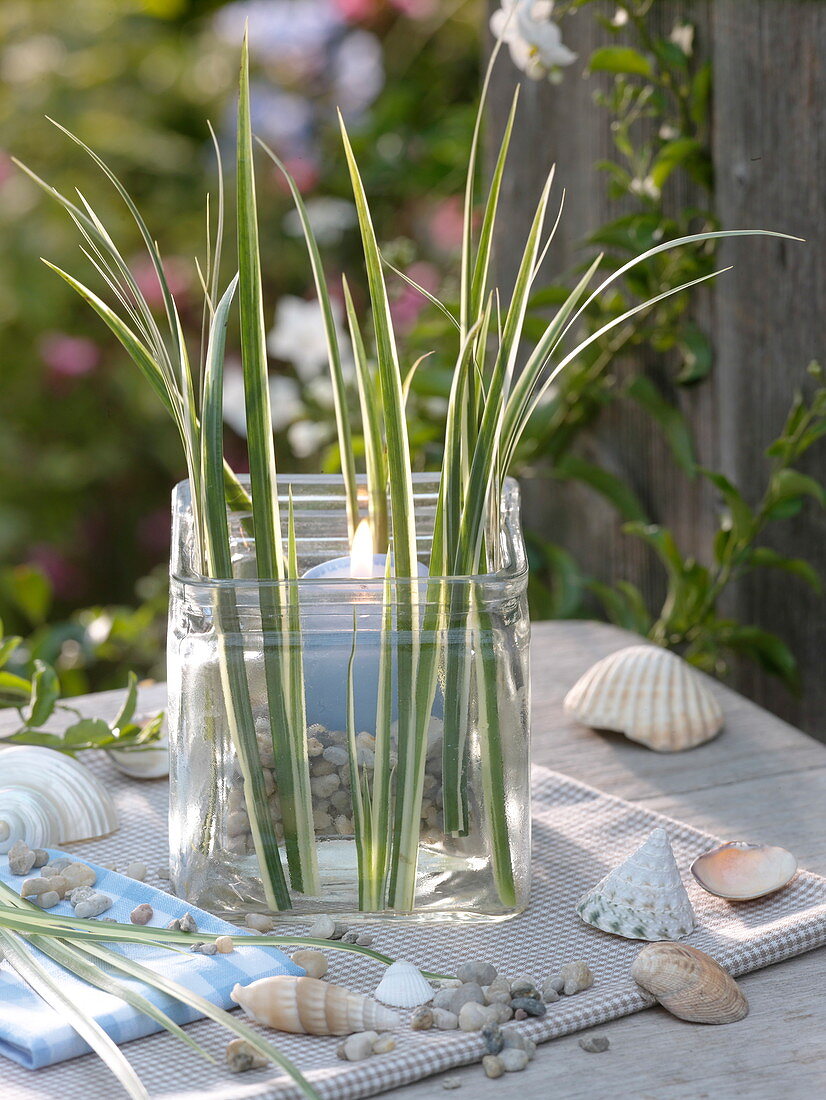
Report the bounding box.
[26,932,211,1061]
[0,927,149,1100]
[237,32,318,896]
[0,885,321,1100]
[0,901,454,980]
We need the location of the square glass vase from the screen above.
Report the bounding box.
[167,474,531,923]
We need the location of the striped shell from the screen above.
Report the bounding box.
[577,828,696,941]
[631,943,749,1024]
[374,961,434,1008]
[230,976,400,1035]
[564,645,723,752]
[0,746,118,852]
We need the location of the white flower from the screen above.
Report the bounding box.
[490,1,577,82]
[266,295,352,382]
[332,29,385,116]
[268,375,305,431]
[305,376,335,408]
[223,364,304,436]
[222,364,248,437]
[283,197,357,246]
[669,22,694,57]
[629,175,661,200]
[288,419,331,458]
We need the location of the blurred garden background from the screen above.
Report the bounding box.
[1,0,824,735]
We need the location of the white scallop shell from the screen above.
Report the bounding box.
[107,715,169,779]
[0,746,118,852]
[577,827,696,941]
[230,975,399,1035]
[374,961,434,1008]
[564,645,723,752]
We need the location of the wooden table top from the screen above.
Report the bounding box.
[2,620,824,1099]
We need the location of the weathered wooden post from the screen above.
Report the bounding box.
[488,1,826,735]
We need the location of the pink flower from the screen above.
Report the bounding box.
[273,155,320,195]
[39,334,100,380]
[390,261,440,333]
[132,256,190,311]
[333,0,435,20]
[27,546,85,602]
[333,0,376,20]
[390,0,437,18]
[429,196,465,254]
[137,509,172,557]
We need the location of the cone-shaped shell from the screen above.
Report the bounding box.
[691,841,797,900]
[564,645,723,752]
[0,746,118,853]
[577,827,695,941]
[374,961,434,1008]
[230,976,400,1035]
[632,942,748,1024]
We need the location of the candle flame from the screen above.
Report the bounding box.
[350,519,374,578]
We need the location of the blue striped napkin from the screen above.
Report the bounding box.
[0,849,303,1069]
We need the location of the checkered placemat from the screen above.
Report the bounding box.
[2,758,824,1099]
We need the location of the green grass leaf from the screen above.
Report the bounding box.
[260,140,360,541]
[0,927,149,1100]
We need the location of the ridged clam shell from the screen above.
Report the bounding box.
[0,746,118,852]
[374,961,434,1008]
[632,942,748,1024]
[564,645,723,752]
[230,976,400,1035]
[577,827,696,941]
[691,841,797,900]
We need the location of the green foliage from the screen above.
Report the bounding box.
[0,0,481,623]
[506,0,822,694]
[589,367,826,689]
[0,622,164,753]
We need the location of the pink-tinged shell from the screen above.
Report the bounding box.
[631,943,748,1025]
[690,841,797,900]
[230,976,400,1036]
[564,645,723,752]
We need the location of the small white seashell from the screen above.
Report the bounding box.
[0,746,118,852]
[290,949,328,979]
[577,828,696,941]
[564,645,723,752]
[631,942,748,1024]
[373,961,434,1008]
[230,976,400,1035]
[690,841,797,900]
[107,715,169,779]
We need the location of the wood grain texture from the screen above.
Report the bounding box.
[487,1,826,739]
[710,0,826,735]
[2,621,822,1099]
[367,621,826,1099]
